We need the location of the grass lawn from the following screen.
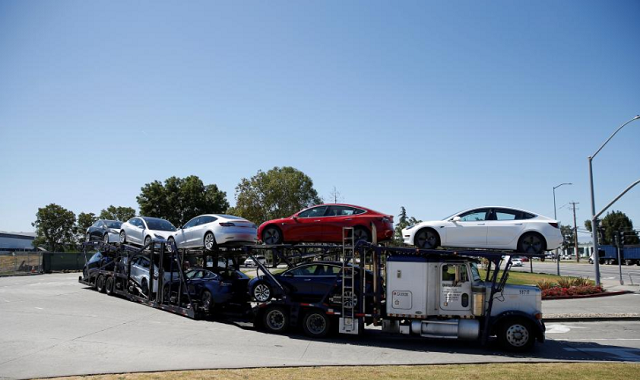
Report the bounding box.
[46,363,640,380]
[478,269,594,286]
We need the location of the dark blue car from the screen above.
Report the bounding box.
[164,267,250,312]
[248,261,376,304]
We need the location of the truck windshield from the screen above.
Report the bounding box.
[470,262,482,283]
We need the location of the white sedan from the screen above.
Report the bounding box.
[119,217,177,247]
[402,207,563,254]
[168,214,257,251]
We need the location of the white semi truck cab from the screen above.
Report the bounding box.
[381,254,545,351]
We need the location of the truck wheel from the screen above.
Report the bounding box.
[252,281,272,302]
[96,275,106,293]
[498,318,535,352]
[201,290,213,312]
[105,276,114,296]
[302,310,331,338]
[263,306,289,334]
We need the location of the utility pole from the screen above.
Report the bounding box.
[569,202,579,262]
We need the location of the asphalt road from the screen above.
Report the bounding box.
[511,260,640,284]
[1,274,639,379]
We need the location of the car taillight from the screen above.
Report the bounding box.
[219,222,235,227]
[382,217,392,223]
[549,223,559,228]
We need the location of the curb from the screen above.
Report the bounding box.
[543,290,631,300]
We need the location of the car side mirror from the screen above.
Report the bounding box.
[293,216,299,222]
[451,216,461,222]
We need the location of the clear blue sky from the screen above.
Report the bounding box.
[1,1,639,241]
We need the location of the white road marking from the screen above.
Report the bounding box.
[35,307,43,310]
[564,347,640,360]
[546,324,572,334]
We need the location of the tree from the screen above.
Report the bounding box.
[560,224,575,250]
[32,204,76,251]
[77,212,97,240]
[231,166,321,225]
[137,175,229,226]
[99,205,136,222]
[584,210,639,245]
[393,206,422,244]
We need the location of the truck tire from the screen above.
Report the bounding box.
[302,310,331,338]
[263,306,289,334]
[96,275,106,293]
[497,318,535,352]
[105,276,114,296]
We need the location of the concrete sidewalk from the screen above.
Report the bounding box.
[543,279,640,321]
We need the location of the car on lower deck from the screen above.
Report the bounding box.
[163,267,250,312]
[402,206,563,255]
[257,203,394,245]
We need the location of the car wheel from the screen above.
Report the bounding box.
[414,228,440,249]
[141,278,149,296]
[517,233,546,255]
[119,231,126,244]
[342,291,358,308]
[497,318,535,352]
[262,226,282,245]
[96,275,106,293]
[86,233,91,242]
[144,236,152,249]
[252,281,272,302]
[105,276,114,296]
[201,290,213,312]
[103,233,109,244]
[166,237,175,253]
[302,310,331,338]
[353,227,370,243]
[262,306,289,334]
[204,232,217,251]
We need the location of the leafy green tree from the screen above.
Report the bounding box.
[231,166,321,225]
[32,204,76,251]
[560,224,575,250]
[393,206,422,244]
[585,210,639,245]
[137,175,229,226]
[99,205,136,221]
[77,212,97,240]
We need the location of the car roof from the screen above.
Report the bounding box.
[300,203,387,215]
[454,206,540,216]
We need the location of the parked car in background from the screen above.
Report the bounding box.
[257,204,394,245]
[86,220,122,243]
[163,267,250,312]
[168,214,257,251]
[248,261,379,304]
[119,217,177,248]
[402,207,563,255]
[511,258,523,267]
[243,255,266,267]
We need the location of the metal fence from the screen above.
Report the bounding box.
[0,252,43,275]
[0,251,88,276]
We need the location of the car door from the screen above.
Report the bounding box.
[127,218,143,245]
[280,264,337,302]
[486,208,527,246]
[444,208,489,247]
[192,216,216,248]
[289,206,328,242]
[176,217,198,248]
[323,206,360,242]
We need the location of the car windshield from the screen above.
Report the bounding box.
[144,218,177,231]
[105,221,122,229]
[441,210,464,220]
[218,215,245,220]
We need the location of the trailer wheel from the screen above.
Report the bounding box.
[96,275,106,293]
[302,310,331,338]
[252,281,273,302]
[497,318,535,352]
[263,306,289,334]
[105,276,114,296]
[141,278,149,296]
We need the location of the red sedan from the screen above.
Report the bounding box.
[257,203,394,244]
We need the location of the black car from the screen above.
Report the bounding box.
[163,267,250,312]
[82,251,115,291]
[248,261,379,305]
[86,219,123,244]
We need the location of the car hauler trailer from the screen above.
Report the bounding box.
[248,227,546,351]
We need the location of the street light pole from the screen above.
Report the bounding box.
[589,115,640,286]
[553,182,572,276]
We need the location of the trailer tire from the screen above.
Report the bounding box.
[252,281,273,302]
[302,310,331,338]
[96,275,106,293]
[105,276,114,296]
[141,278,149,296]
[263,306,289,334]
[497,318,535,352]
[201,290,213,312]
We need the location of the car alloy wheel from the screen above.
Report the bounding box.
[518,233,545,255]
[353,227,369,243]
[342,290,358,308]
[204,232,216,251]
[103,234,109,244]
[415,228,438,249]
[262,227,281,245]
[119,231,126,244]
[166,237,175,253]
[86,233,91,242]
[144,236,151,249]
[253,282,272,302]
